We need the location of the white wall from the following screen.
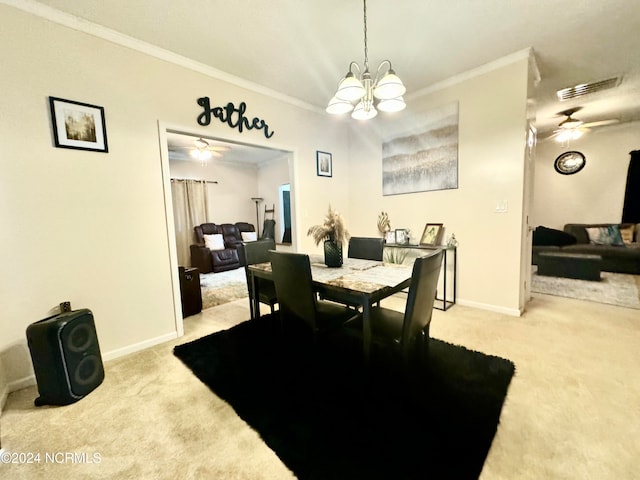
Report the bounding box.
[0,4,349,392]
[169,158,259,226]
[532,121,640,229]
[347,57,531,314]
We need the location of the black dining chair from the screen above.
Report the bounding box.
[237,239,278,319]
[270,251,360,339]
[322,236,385,309]
[343,249,443,365]
[348,236,385,261]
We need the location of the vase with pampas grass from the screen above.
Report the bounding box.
[307,205,350,267]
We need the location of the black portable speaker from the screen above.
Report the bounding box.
[26,308,104,406]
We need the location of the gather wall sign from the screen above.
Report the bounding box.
[196,97,275,139]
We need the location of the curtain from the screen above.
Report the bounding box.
[622,150,640,223]
[171,180,209,266]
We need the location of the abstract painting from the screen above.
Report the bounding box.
[382,102,458,195]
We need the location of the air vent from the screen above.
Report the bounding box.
[556,76,622,101]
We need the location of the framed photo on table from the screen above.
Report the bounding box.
[395,229,409,245]
[385,231,396,244]
[49,96,108,152]
[316,151,332,177]
[420,223,444,246]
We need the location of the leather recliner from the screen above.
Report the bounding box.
[190,222,256,273]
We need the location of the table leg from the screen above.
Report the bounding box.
[362,300,371,361]
[250,272,260,320]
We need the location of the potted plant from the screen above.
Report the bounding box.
[307,205,350,267]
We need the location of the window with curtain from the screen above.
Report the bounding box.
[171,179,209,266]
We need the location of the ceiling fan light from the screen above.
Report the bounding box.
[377,96,406,113]
[555,129,583,143]
[335,72,366,101]
[326,96,354,115]
[373,70,406,100]
[351,101,377,120]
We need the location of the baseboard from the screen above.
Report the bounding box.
[456,299,523,317]
[6,375,36,399]
[102,332,179,362]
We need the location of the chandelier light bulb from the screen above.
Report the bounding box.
[373,69,406,100]
[335,72,366,101]
[377,96,406,113]
[326,96,355,114]
[351,101,378,120]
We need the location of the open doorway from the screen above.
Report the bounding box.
[158,123,295,335]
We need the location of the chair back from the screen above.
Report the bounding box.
[194,223,221,244]
[400,249,443,351]
[348,237,384,261]
[270,251,318,331]
[237,239,275,267]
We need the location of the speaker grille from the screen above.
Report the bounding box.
[27,308,104,406]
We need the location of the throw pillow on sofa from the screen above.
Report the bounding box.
[585,226,625,246]
[619,224,635,244]
[532,226,577,246]
[241,231,258,242]
[204,233,225,251]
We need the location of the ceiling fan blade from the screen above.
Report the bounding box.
[581,119,619,128]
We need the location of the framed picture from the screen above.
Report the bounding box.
[49,96,108,152]
[395,229,409,245]
[385,231,396,244]
[316,151,332,177]
[420,223,444,246]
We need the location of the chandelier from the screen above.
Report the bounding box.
[326,0,406,120]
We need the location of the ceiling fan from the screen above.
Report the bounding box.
[170,137,231,163]
[547,107,619,143]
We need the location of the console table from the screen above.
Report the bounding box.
[384,243,457,310]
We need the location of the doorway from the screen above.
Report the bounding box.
[158,123,296,336]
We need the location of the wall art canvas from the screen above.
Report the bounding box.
[382,102,458,195]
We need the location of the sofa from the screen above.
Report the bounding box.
[190,222,257,273]
[532,223,640,274]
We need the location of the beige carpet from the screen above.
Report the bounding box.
[2,293,640,479]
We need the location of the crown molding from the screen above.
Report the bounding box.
[407,48,537,101]
[3,0,322,114]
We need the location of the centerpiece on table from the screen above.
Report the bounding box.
[307,205,350,267]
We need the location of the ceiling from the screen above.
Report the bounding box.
[166,131,287,165]
[36,0,640,138]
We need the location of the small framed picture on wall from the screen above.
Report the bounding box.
[316,151,332,177]
[49,96,108,152]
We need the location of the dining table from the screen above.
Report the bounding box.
[247,255,414,360]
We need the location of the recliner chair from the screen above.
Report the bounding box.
[190,222,256,273]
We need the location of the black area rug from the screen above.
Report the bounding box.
[173,316,515,480]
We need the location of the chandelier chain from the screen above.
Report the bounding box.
[363,0,369,71]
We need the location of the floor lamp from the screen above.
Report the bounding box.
[251,197,263,237]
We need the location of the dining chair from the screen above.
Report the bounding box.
[343,249,443,365]
[270,251,360,339]
[322,236,385,308]
[237,239,278,319]
[347,236,385,261]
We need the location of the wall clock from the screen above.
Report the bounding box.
[554,151,586,175]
